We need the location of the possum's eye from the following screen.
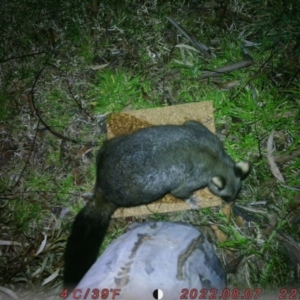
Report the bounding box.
[211,176,226,190]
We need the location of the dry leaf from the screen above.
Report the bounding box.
[175,43,200,52]
[42,269,60,286]
[267,130,285,183]
[235,215,245,228]
[211,224,228,243]
[89,63,110,70]
[0,240,22,246]
[232,205,262,223]
[273,111,297,119]
[262,215,277,237]
[222,203,233,222]
[214,80,240,91]
[35,233,47,255]
[0,286,19,300]
[275,145,300,164]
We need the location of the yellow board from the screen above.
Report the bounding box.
[107,102,222,218]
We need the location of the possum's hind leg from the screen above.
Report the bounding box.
[171,187,202,210]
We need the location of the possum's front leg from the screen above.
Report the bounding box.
[185,194,202,209]
[171,186,202,210]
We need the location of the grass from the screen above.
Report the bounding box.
[0,0,299,298]
[89,70,157,112]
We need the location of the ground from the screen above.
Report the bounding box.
[0,0,300,299]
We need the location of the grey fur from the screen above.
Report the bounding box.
[96,120,250,206]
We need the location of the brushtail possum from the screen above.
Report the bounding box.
[64,120,250,288]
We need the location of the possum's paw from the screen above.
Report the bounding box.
[185,195,202,209]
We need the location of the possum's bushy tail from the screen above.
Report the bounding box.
[63,196,117,288]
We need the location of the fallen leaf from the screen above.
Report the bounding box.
[0,240,22,246]
[262,215,277,237]
[232,205,262,223]
[89,63,110,70]
[275,145,300,164]
[267,130,285,183]
[35,233,47,255]
[42,269,60,286]
[0,286,19,300]
[273,111,297,119]
[211,224,228,243]
[214,80,240,91]
[235,215,245,228]
[222,203,233,222]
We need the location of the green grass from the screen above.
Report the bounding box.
[88,70,157,113]
[0,0,299,296]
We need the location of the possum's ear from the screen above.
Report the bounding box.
[211,176,226,190]
[234,162,251,179]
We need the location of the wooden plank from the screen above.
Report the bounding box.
[106,101,222,218]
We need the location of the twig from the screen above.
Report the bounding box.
[1,190,86,200]
[199,61,253,79]
[275,146,300,164]
[267,130,285,183]
[166,17,216,59]
[231,50,278,101]
[280,184,300,192]
[66,80,95,121]
[29,46,96,146]
[14,119,40,188]
[0,52,46,63]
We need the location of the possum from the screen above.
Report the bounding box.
[63,120,250,288]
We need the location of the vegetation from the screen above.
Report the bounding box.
[0,0,299,298]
